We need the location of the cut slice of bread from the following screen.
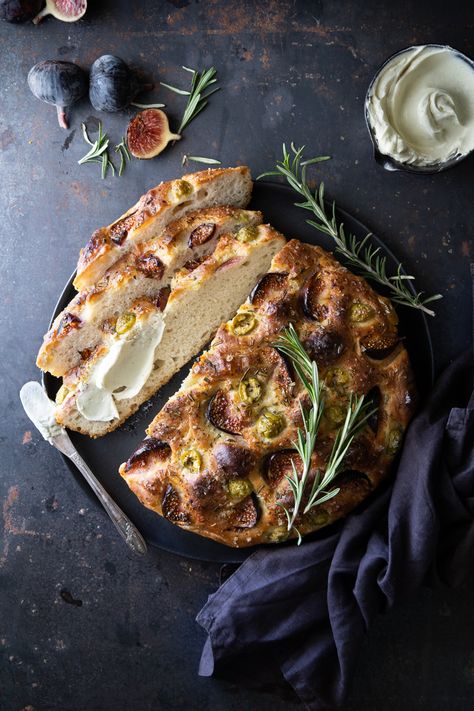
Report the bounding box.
[55,225,286,437]
[37,207,262,377]
[74,167,252,291]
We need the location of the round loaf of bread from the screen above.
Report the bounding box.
[120,239,417,547]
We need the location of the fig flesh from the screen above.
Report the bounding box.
[27,60,88,128]
[89,55,153,112]
[0,0,43,22]
[126,109,180,159]
[33,0,86,24]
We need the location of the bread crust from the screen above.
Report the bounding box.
[37,206,261,377]
[74,167,252,291]
[120,240,417,547]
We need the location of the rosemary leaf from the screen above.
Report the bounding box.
[183,155,222,165]
[161,66,220,135]
[131,101,166,109]
[258,143,442,316]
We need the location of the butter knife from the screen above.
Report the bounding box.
[19,381,147,556]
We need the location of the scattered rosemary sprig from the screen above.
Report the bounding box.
[79,122,116,179]
[182,154,222,166]
[274,325,375,544]
[259,143,442,316]
[115,137,132,177]
[161,66,220,134]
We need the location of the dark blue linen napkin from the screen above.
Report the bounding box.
[196,288,474,709]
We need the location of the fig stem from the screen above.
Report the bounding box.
[56,105,69,129]
[32,7,50,24]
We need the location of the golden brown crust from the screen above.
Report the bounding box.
[120,240,417,547]
[74,167,252,291]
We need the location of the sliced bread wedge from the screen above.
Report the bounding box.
[37,206,262,377]
[55,224,286,437]
[74,167,252,291]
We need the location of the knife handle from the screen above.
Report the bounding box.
[64,444,148,557]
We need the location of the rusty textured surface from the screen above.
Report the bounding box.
[1,1,473,709]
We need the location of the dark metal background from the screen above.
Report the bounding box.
[1,1,473,709]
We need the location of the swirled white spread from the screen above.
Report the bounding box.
[77,313,165,422]
[366,45,474,166]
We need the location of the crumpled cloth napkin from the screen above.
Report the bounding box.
[196,337,474,709]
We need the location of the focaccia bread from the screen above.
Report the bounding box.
[37,206,262,377]
[120,239,417,547]
[55,225,286,437]
[74,166,252,291]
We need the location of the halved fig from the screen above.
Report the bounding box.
[156,286,170,311]
[124,437,171,472]
[302,271,328,321]
[249,272,288,308]
[228,494,259,529]
[303,328,346,366]
[188,222,216,249]
[361,333,400,359]
[162,484,190,523]
[126,109,180,159]
[264,449,302,486]
[56,311,81,336]
[33,0,87,24]
[137,252,165,278]
[364,386,381,433]
[213,442,254,477]
[109,212,137,245]
[332,469,372,493]
[206,390,243,435]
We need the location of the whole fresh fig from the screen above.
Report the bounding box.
[0,0,43,22]
[27,60,88,128]
[89,55,152,112]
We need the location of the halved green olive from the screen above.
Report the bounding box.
[236,225,258,243]
[231,312,257,336]
[386,427,403,455]
[257,409,285,439]
[349,302,375,323]
[172,179,193,200]
[308,508,330,526]
[325,404,346,427]
[55,384,69,405]
[239,376,262,404]
[267,526,289,543]
[180,448,202,473]
[227,478,253,498]
[115,312,136,335]
[324,367,349,389]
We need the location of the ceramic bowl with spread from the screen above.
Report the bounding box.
[365,44,474,173]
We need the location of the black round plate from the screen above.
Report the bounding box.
[43,181,434,563]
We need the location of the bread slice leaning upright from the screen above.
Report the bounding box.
[55,224,286,437]
[74,166,253,291]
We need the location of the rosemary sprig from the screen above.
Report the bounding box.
[115,137,132,177]
[161,66,220,134]
[182,154,222,166]
[79,122,116,179]
[274,325,375,544]
[259,143,442,316]
[274,325,324,541]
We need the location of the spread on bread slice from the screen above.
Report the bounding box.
[55,225,286,437]
[120,239,417,548]
[37,206,262,377]
[74,166,252,291]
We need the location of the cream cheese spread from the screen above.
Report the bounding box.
[76,312,165,422]
[366,45,474,166]
[20,381,63,441]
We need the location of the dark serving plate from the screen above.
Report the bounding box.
[43,181,434,563]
